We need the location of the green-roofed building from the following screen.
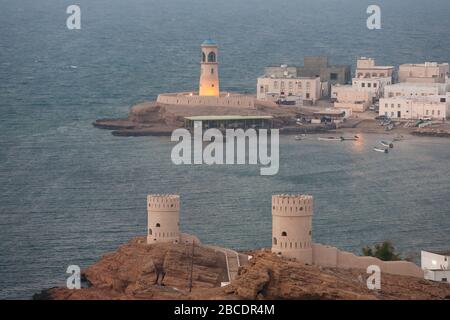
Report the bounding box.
[184,115,273,130]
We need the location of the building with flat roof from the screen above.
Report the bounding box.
[264,57,351,95]
[384,82,449,98]
[184,115,273,130]
[421,251,450,283]
[257,73,323,105]
[399,62,449,83]
[379,96,448,120]
[356,57,394,79]
[331,84,375,112]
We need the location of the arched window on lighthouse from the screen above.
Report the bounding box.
[208,52,216,63]
[156,223,161,228]
[273,237,277,245]
[281,231,287,237]
[202,52,206,62]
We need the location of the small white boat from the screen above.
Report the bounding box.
[380,140,394,148]
[318,137,342,141]
[373,147,389,154]
[295,135,306,141]
[341,136,359,141]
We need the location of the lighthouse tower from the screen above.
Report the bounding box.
[199,39,220,96]
[147,194,180,244]
[271,194,313,264]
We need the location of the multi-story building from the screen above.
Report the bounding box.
[355,57,394,79]
[398,62,449,83]
[352,77,392,99]
[264,56,351,96]
[257,72,323,105]
[331,57,393,112]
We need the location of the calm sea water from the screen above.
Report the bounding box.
[1,0,450,299]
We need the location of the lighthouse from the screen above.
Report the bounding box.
[199,39,220,96]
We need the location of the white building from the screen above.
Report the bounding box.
[379,96,448,120]
[257,74,323,105]
[352,77,392,99]
[379,81,450,120]
[421,251,450,283]
[384,82,449,98]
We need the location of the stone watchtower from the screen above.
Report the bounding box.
[199,39,220,96]
[271,194,313,264]
[147,194,180,244]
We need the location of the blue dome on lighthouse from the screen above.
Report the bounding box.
[202,39,217,46]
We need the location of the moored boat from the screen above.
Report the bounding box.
[373,147,389,154]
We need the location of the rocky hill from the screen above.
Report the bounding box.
[37,237,450,300]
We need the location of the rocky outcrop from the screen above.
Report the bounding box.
[39,239,450,300]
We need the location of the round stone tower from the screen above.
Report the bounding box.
[271,194,313,264]
[147,194,180,244]
[199,39,220,96]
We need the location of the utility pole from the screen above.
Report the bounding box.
[188,241,195,292]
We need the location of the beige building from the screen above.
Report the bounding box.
[379,97,448,120]
[272,194,424,278]
[147,194,180,244]
[331,85,375,112]
[399,62,449,83]
[356,57,394,79]
[257,73,323,104]
[331,57,393,112]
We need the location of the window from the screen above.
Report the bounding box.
[368,83,371,88]
[202,52,206,62]
[374,83,377,88]
[398,104,401,108]
[362,83,366,88]
[298,82,302,89]
[260,86,264,94]
[441,98,446,103]
[156,223,161,227]
[211,68,214,74]
[207,51,216,63]
[281,232,287,237]
[391,104,394,108]
[149,229,152,235]
[274,81,278,89]
[330,73,338,80]
[273,237,277,245]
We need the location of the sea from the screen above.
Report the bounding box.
[1,0,450,299]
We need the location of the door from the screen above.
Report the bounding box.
[397,111,401,118]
